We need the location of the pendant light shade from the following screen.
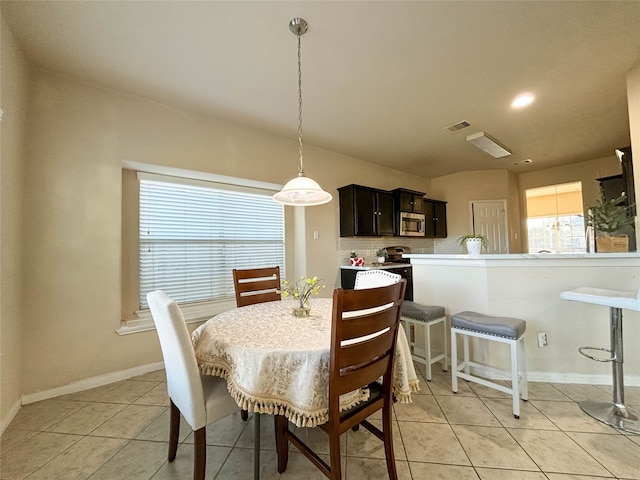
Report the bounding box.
[272,174,332,206]
[273,18,332,207]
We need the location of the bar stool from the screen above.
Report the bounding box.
[401,301,447,380]
[560,286,640,434]
[451,311,528,418]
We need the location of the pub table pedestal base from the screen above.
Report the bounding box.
[579,400,640,434]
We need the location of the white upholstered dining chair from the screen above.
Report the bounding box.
[354,269,402,289]
[147,290,238,480]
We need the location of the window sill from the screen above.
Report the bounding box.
[117,298,236,335]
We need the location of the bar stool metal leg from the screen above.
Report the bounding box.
[578,307,640,434]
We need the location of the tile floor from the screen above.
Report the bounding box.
[1,364,639,479]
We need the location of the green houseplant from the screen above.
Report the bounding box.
[586,189,635,252]
[458,234,488,254]
[375,248,387,263]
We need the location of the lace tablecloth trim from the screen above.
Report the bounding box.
[394,377,421,403]
[199,362,367,428]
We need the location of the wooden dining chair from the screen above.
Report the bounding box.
[275,280,407,480]
[232,266,281,307]
[232,266,281,421]
[147,290,239,480]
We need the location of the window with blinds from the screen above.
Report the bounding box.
[138,172,285,309]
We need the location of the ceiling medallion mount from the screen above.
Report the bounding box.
[273,18,332,207]
[289,17,308,36]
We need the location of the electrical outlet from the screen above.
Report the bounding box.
[537,331,548,347]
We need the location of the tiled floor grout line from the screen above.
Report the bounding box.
[4,367,640,480]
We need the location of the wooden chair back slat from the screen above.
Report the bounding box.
[334,354,390,396]
[337,332,395,371]
[232,267,281,307]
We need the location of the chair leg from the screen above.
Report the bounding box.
[451,328,458,393]
[382,401,398,480]
[194,427,206,480]
[241,409,249,421]
[425,322,433,381]
[274,415,289,474]
[510,339,520,418]
[168,400,180,461]
[463,334,470,375]
[519,335,528,401]
[328,427,342,480]
[441,318,448,372]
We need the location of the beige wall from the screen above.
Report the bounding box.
[430,155,625,254]
[628,63,640,245]
[18,68,431,398]
[430,169,519,249]
[0,15,28,429]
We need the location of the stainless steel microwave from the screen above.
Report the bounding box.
[399,212,426,236]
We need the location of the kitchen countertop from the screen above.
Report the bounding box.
[404,252,640,267]
[340,263,411,270]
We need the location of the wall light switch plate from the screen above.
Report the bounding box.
[537,331,548,347]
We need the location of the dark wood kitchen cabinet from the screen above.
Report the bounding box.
[338,184,395,236]
[424,198,447,238]
[393,188,425,213]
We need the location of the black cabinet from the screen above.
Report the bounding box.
[617,146,635,215]
[597,175,626,202]
[393,188,425,213]
[340,267,413,301]
[338,185,395,237]
[424,199,447,238]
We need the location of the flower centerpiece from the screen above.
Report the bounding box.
[279,276,326,317]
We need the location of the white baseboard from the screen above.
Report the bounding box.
[21,362,165,406]
[452,360,640,387]
[1,399,23,435]
[4,358,638,435]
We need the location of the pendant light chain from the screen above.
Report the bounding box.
[272,18,332,206]
[297,32,304,176]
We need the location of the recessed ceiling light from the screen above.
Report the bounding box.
[512,94,534,108]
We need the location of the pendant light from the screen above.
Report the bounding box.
[273,18,332,207]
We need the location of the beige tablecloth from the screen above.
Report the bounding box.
[192,298,419,428]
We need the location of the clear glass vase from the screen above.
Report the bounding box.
[292,306,311,317]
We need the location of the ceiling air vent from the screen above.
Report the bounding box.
[444,120,471,133]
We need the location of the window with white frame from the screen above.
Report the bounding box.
[525,182,586,253]
[138,172,285,309]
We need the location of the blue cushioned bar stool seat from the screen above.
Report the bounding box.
[401,301,447,381]
[560,286,640,434]
[451,311,528,418]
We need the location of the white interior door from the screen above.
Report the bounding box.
[471,200,508,254]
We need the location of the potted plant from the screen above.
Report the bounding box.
[586,189,635,252]
[349,251,364,266]
[375,248,388,263]
[458,233,488,255]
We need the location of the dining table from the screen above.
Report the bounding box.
[191,297,420,479]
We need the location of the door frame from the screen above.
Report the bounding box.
[470,199,509,254]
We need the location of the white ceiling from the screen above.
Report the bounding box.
[2,1,639,178]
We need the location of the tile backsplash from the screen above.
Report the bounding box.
[338,236,462,264]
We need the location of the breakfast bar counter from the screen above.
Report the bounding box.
[404,253,640,384]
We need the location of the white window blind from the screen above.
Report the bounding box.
[138,172,285,309]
